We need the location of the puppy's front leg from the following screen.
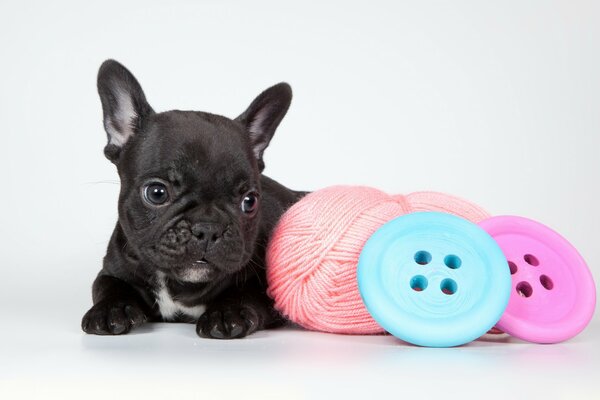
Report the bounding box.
[196,279,284,339]
[81,274,150,335]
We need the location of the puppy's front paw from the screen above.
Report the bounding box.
[81,300,147,335]
[196,304,261,339]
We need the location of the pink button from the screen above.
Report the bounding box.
[479,216,596,343]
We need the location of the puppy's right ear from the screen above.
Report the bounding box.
[97,59,154,163]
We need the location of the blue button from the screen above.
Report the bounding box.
[357,212,511,347]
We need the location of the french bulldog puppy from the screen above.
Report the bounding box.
[81,60,304,339]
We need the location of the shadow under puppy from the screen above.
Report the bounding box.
[82,60,305,339]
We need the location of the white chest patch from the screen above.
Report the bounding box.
[154,273,206,321]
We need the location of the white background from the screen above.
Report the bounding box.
[1,0,599,398]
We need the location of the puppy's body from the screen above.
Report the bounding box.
[82,60,303,338]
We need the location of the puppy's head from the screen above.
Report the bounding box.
[97,60,291,283]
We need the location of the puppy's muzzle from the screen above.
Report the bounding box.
[156,220,229,259]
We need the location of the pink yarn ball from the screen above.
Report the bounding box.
[266,186,490,334]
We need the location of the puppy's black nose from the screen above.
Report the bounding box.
[191,222,225,243]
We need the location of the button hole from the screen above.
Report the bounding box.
[524,254,539,266]
[440,278,457,295]
[410,275,428,292]
[444,255,462,269]
[414,251,432,265]
[516,281,533,298]
[508,261,518,275]
[540,275,554,290]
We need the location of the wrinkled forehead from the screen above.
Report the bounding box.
[128,111,257,188]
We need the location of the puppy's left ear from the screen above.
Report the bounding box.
[236,83,292,172]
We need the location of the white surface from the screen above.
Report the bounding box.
[1,0,599,398]
[1,314,599,398]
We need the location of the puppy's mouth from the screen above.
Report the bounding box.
[172,258,216,283]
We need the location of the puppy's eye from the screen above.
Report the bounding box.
[143,182,170,206]
[241,191,259,215]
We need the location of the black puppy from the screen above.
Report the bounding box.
[81,60,304,339]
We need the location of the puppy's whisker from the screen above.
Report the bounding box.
[82,180,120,185]
[242,258,264,287]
